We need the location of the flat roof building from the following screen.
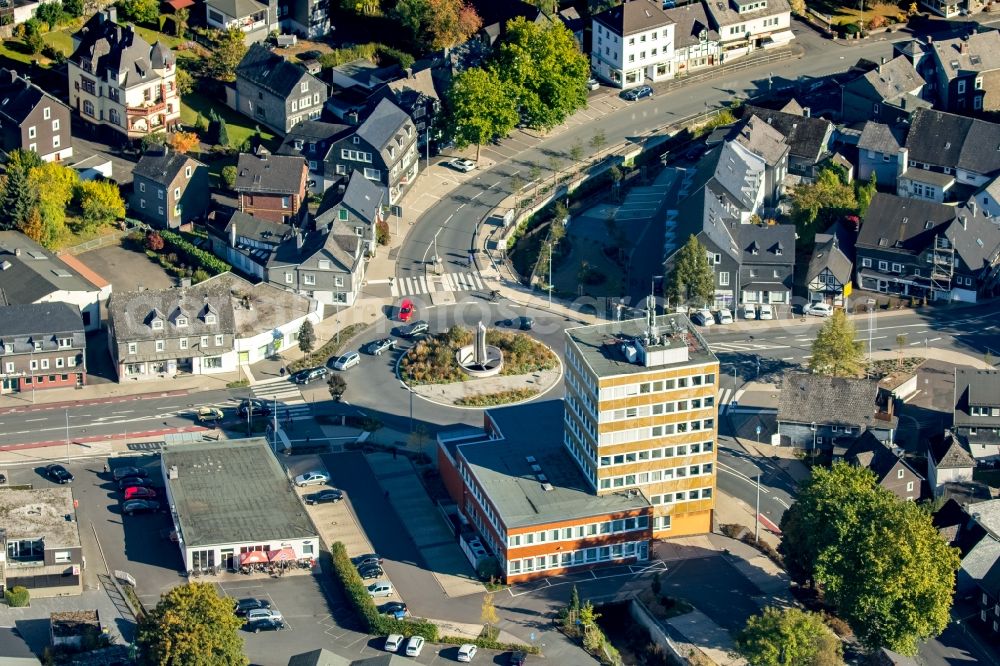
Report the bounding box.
[0,488,83,597]
[162,437,320,573]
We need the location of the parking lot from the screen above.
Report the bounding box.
[76,243,176,295]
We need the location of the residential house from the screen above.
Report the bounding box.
[840,56,928,126]
[806,233,852,307]
[843,431,924,501]
[855,194,1000,302]
[736,222,794,307]
[0,231,111,331]
[329,59,402,93]
[0,302,86,394]
[230,43,329,135]
[703,0,794,63]
[776,373,896,449]
[0,68,72,162]
[373,66,444,153]
[892,39,937,100]
[314,170,384,257]
[665,3,721,75]
[856,123,906,187]
[954,368,1000,461]
[68,8,180,140]
[233,148,308,224]
[927,430,976,496]
[979,558,1000,635]
[935,499,1000,597]
[899,109,1000,200]
[928,31,1000,113]
[726,114,789,207]
[920,0,984,18]
[1,488,84,597]
[277,120,352,194]
[205,0,273,44]
[972,175,1000,219]
[325,98,418,206]
[558,6,585,47]
[590,0,677,89]
[130,147,209,229]
[209,211,293,280]
[741,104,834,177]
[278,0,330,39]
[473,0,548,46]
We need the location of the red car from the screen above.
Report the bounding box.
[398,298,414,322]
[124,486,157,501]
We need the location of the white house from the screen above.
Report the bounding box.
[703,0,793,62]
[205,0,273,44]
[591,0,676,89]
[927,430,976,496]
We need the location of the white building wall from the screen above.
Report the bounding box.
[929,460,974,495]
[41,288,106,332]
[182,535,319,571]
[235,304,324,364]
[591,19,676,88]
[717,10,790,61]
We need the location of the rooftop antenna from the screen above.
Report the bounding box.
[645,295,657,340]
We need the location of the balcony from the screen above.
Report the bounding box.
[127,100,167,116]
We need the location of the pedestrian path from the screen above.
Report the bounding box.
[247,377,312,422]
[391,271,487,297]
[708,341,792,353]
[719,388,734,415]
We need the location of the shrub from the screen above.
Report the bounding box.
[191,268,211,283]
[376,219,390,246]
[220,165,238,190]
[146,231,165,251]
[439,634,540,654]
[5,586,29,607]
[159,229,231,275]
[288,323,366,372]
[328,374,346,401]
[455,388,539,406]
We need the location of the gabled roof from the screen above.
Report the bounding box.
[331,58,402,89]
[844,430,923,485]
[929,430,976,470]
[727,115,788,166]
[946,202,1000,272]
[287,649,351,666]
[0,68,67,126]
[742,105,832,162]
[207,0,266,20]
[847,56,924,103]
[0,231,104,304]
[0,302,84,338]
[736,223,795,266]
[931,30,1000,81]
[236,43,319,98]
[108,282,235,342]
[955,369,1000,428]
[971,499,1000,539]
[906,108,1000,177]
[777,372,881,427]
[857,193,955,255]
[234,149,307,195]
[71,10,173,87]
[340,171,384,224]
[807,233,852,283]
[705,0,791,28]
[355,98,412,154]
[133,148,203,185]
[593,0,673,36]
[664,2,719,47]
[857,121,906,155]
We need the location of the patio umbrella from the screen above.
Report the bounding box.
[267,547,296,562]
[240,550,269,565]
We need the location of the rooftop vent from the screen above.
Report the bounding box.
[0,260,10,270]
[541,483,554,492]
[525,456,536,463]
[536,474,548,483]
[530,464,542,473]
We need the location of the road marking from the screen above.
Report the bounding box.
[456,203,466,210]
[781,357,794,361]
[718,462,770,494]
[928,337,942,342]
[24,417,47,422]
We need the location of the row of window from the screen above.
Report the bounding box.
[460,463,504,541]
[599,395,715,422]
[597,418,715,445]
[26,118,60,141]
[599,440,714,468]
[650,486,714,505]
[15,338,75,352]
[599,465,713,491]
[506,540,647,575]
[508,516,649,548]
[22,373,79,386]
[150,313,215,330]
[284,272,346,287]
[126,335,225,355]
[5,356,79,373]
[970,406,1000,417]
[341,149,372,163]
[597,373,716,401]
[290,93,320,112]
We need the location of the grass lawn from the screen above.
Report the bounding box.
[0,38,44,66]
[180,90,279,150]
[42,29,74,56]
[827,1,906,26]
[133,25,187,50]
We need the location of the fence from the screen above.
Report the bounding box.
[60,218,150,255]
[630,598,697,665]
[656,48,795,96]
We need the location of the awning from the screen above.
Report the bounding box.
[267,547,296,562]
[240,550,269,565]
[765,30,795,45]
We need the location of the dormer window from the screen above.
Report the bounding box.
[205,313,216,325]
[300,81,309,93]
[33,340,42,351]
[152,319,164,330]
[176,316,188,327]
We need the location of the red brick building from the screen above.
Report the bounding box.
[0,302,86,394]
[233,148,308,224]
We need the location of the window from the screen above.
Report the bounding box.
[52,135,60,149]
[43,106,51,120]
[861,257,872,268]
[906,481,914,492]
[897,468,905,479]
[304,274,316,285]
[152,319,163,330]
[40,359,48,369]
[173,187,180,200]
[155,340,165,352]
[201,336,209,347]
[281,196,291,209]
[719,272,729,286]
[56,357,63,368]
[873,103,880,114]
[878,260,888,271]
[300,81,309,93]
[128,342,137,355]
[185,166,192,178]
[83,100,94,117]
[976,77,983,90]
[363,167,380,180]
[285,272,293,284]
[958,80,967,94]
[179,338,188,350]
[214,334,224,346]
[27,126,36,139]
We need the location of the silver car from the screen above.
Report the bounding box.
[331,351,360,371]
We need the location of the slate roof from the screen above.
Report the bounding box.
[705,0,791,28]
[331,58,402,89]
[857,122,905,155]
[133,148,203,186]
[852,56,924,102]
[236,43,317,98]
[728,115,788,166]
[946,203,1000,272]
[906,108,1000,177]
[742,105,832,162]
[0,68,67,126]
[664,2,718,47]
[900,167,954,187]
[0,303,85,355]
[108,282,235,342]
[970,498,1000,539]
[844,430,923,485]
[593,0,673,36]
[857,193,955,256]
[980,555,1000,596]
[955,368,1000,428]
[355,98,413,160]
[777,372,881,427]
[932,31,1000,80]
[287,649,351,666]
[70,10,174,87]
[222,211,292,267]
[268,224,359,274]
[934,497,986,555]
[0,231,104,304]
[807,233,852,283]
[208,0,266,19]
[963,537,1000,590]
[234,149,307,195]
[929,430,976,470]
[736,223,795,266]
[341,171,383,224]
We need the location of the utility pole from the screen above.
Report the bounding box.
[65,410,70,464]
[272,396,278,453]
[548,242,553,305]
[754,473,761,542]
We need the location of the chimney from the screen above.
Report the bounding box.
[897,147,908,179]
[229,220,237,248]
[802,106,811,117]
[104,6,117,23]
[960,41,969,55]
[14,248,21,256]
[881,56,887,65]
[971,200,977,217]
[927,35,933,44]
[961,216,968,230]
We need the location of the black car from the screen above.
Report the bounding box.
[117,476,153,491]
[398,320,429,338]
[354,553,383,567]
[620,85,653,101]
[237,399,272,417]
[291,367,328,385]
[234,598,272,617]
[112,466,149,482]
[381,601,408,619]
[357,564,384,580]
[509,650,527,665]
[499,316,534,331]
[122,499,160,515]
[305,489,343,505]
[45,464,74,484]
[245,618,285,633]
[362,337,396,356]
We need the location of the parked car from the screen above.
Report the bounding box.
[398,298,414,322]
[304,489,343,505]
[398,320,429,338]
[45,464,73,484]
[509,651,527,666]
[234,598,272,617]
[586,78,600,90]
[621,85,653,101]
[405,636,425,657]
[331,351,360,371]
[292,367,328,384]
[384,634,404,652]
[742,303,757,320]
[449,158,477,172]
[245,618,284,633]
[381,601,408,619]
[499,316,534,331]
[124,486,157,501]
[458,644,478,662]
[758,304,774,320]
[716,308,734,325]
[247,608,283,622]
[122,499,160,516]
[804,301,834,317]
[367,581,393,597]
[358,564,384,580]
[237,399,272,418]
[112,466,148,482]
[355,553,384,567]
[196,407,224,424]
[117,476,153,491]
[294,470,330,487]
[692,309,714,327]
[363,337,396,356]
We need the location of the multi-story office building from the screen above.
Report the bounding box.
[563,312,719,539]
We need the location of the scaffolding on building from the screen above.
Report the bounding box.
[929,232,955,300]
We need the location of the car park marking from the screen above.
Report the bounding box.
[505,560,667,597]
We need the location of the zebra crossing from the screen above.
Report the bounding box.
[719,388,734,415]
[391,271,487,298]
[708,341,791,353]
[248,377,312,422]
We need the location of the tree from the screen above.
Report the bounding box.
[395,0,482,50]
[788,0,805,13]
[221,165,238,189]
[779,463,959,655]
[298,319,316,354]
[137,582,247,666]
[809,310,864,377]
[0,149,42,230]
[175,67,194,96]
[665,234,714,307]
[27,161,77,246]
[480,590,499,637]
[35,1,64,30]
[146,231,165,251]
[856,172,877,217]
[169,131,200,155]
[590,129,607,161]
[569,140,584,175]
[173,6,189,36]
[63,0,83,16]
[569,585,581,613]
[736,607,842,666]
[447,67,518,162]
[120,0,159,24]
[376,219,390,246]
[529,162,542,197]
[216,117,230,148]
[205,27,247,82]
[492,18,589,130]
[23,18,44,54]
[75,180,125,230]
[790,167,857,246]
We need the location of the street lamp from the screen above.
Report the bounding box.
[810,421,817,465]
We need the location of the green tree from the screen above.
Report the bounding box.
[856,172,877,217]
[120,0,159,24]
[394,0,482,50]
[175,66,194,96]
[74,179,125,230]
[63,0,83,16]
[298,319,316,353]
[779,463,959,655]
[809,310,864,377]
[23,18,44,54]
[205,27,247,82]
[789,0,805,13]
[35,1,64,30]
[216,117,230,148]
[480,590,499,637]
[736,607,842,666]
[590,129,607,161]
[0,149,42,230]
[569,585,581,613]
[447,67,518,162]
[665,234,714,307]
[137,582,247,666]
[221,165,238,189]
[27,161,78,246]
[492,18,589,130]
[173,6,189,36]
[790,168,857,246]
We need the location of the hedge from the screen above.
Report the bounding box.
[159,229,231,275]
[288,323,367,373]
[4,586,29,607]
[439,634,541,654]
[329,542,438,640]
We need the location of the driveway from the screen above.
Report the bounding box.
[75,243,176,295]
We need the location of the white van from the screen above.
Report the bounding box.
[743,303,757,320]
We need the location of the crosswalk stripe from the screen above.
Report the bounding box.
[384,272,487,297]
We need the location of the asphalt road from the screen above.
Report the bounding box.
[717,439,795,529]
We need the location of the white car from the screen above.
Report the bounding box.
[458,644,478,662]
[715,308,734,325]
[449,158,477,172]
[742,303,757,320]
[758,304,774,320]
[367,581,393,597]
[294,470,330,487]
[405,636,425,657]
[332,351,360,371]
[692,309,714,327]
[246,608,283,622]
[384,634,404,652]
[804,302,834,317]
